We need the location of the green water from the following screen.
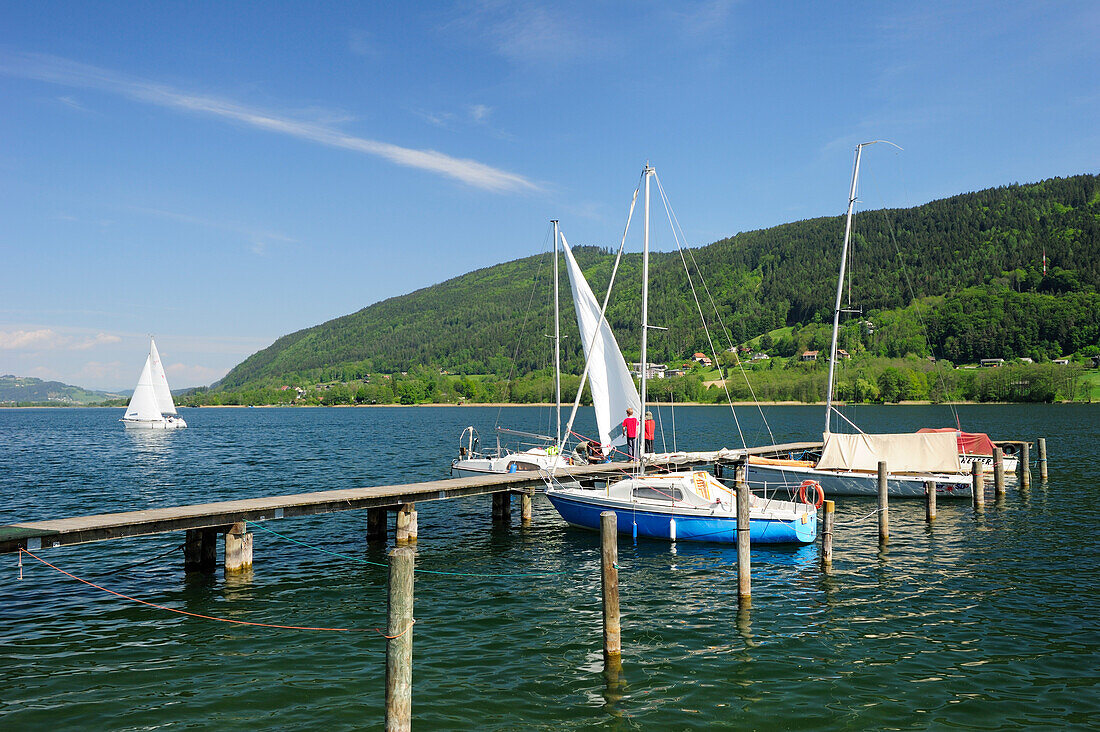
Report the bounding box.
[1,405,1097,729]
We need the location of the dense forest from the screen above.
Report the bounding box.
[201,174,1100,404]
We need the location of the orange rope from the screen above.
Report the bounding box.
[376,619,416,639]
[19,548,366,632]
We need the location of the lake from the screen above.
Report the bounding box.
[1,404,1098,729]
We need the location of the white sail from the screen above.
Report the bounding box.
[148,338,177,415]
[124,356,162,421]
[561,234,640,448]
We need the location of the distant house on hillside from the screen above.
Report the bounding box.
[835,349,851,360]
[800,350,819,362]
[981,358,1005,368]
[1019,357,1034,364]
[1053,359,1070,365]
[692,352,712,367]
[751,352,770,361]
[630,362,667,379]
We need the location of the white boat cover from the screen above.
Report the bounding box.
[124,356,162,421]
[148,338,177,415]
[816,432,962,473]
[561,234,640,448]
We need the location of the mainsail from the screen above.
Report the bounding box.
[124,356,162,421]
[148,338,177,415]
[561,234,640,448]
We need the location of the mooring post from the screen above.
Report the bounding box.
[367,507,388,544]
[993,446,1006,499]
[385,546,415,732]
[395,503,417,544]
[224,521,253,573]
[183,528,217,574]
[599,511,622,665]
[1021,442,1031,489]
[925,480,937,523]
[735,461,751,607]
[1038,437,1048,482]
[520,490,533,525]
[821,500,835,570]
[877,461,889,544]
[972,461,985,509]
[491,493,511,525]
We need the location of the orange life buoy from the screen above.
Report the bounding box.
[798,479,824,508]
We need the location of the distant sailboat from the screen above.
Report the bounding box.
[121,338,187,430]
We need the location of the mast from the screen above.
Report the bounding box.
[552,219,562,444]
[640,164,654,469]
[825,144,864,435]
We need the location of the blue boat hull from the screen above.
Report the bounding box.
[546,493,816,545]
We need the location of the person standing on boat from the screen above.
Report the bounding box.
[644,410,655,455]
[622,408,640,460]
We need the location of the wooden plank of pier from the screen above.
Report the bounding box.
[0,441,820,553]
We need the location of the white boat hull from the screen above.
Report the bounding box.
[121,416,187,430]
[747,462,972,498]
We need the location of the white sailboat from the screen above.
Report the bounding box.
[451,221,572,477]
[546,165,817,545]
[121,338,187,430]
[745,142,971,497]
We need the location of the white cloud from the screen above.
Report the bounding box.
[0,329,65,349]
[72,332,122,350]
[469,104,492,123]
[0,51,539,194]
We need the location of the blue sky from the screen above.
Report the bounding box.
[1,1,1096,390]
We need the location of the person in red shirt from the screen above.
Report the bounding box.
[622,407,639,460]
[644,410,655,454]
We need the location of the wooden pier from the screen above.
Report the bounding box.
[0,442,820,562]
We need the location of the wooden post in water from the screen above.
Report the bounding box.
[395,503,417,544]
[925,480,936,523]
[877,461,889,544]
[183,528,217,573]
[735,461,751,607]
[224,521,253,573]
[367,508,387,544]
[385,546,414,732]
[520,490,533,525]
[491,493,511,525]
[993,446,1006,499]
[821,500,835,570]
[971,461,985,509]
[1021,442,1031,489]
[1038,437,1048,482]
[599,511,622,664]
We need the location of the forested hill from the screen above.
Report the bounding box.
[217,174,1100,391]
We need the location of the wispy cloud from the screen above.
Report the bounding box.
[0,51,539,194]
[468,104,492,123]
[0,328,122,351]
[448,3,601,66]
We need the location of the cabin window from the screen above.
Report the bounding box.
[632,486,683,502]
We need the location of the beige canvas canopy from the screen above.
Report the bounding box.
[816,432,962,473]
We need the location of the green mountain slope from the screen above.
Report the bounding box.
[0,375,124,405]
[217,174,1100,392]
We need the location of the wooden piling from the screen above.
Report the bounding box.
[925,480,936,523]
[385,546,415,732]
[520,490,533,525]
[736,462,751,607]
[183,528,217,573]
[367,507,388,544]
[821,500,835,570]
[224,521,253,573]
[395,503,417,544]
[1038,437,1048,481]
[971,461,985,509]
[491,493,511,525]
[599,511,622,662]
[993,446,1006,498]
[1021,442,1031,489]
[877,461,889,544]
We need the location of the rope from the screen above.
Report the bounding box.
[833,507,885,526]
[19,549,366,632]
[245,521,573,578]
[376,618,416,639]
[87,541,186,578]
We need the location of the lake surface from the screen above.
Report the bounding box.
[1,404,1098,729]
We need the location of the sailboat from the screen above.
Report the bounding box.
[545,165,817,545]
[121,338,187,430]
[451,221,573,477]
[745,142,971,497]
